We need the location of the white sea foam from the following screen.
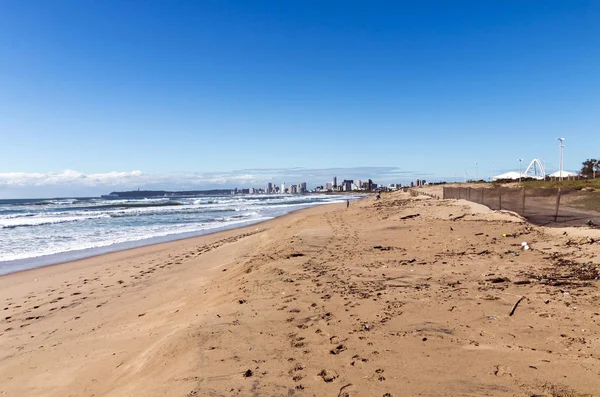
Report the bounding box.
[0,215,272,263]
[0,214,111,229]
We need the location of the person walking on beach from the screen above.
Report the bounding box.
[346,199,350,209]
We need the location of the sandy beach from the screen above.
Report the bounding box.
[2,191,600,397]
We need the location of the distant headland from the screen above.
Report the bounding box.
[102,190,232,198]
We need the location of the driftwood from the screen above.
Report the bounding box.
[509,296,525,316]
[400,213,420,220]
[450,214,467,221]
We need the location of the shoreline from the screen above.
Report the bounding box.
[2,192,599,397]
[0,215,273,277]
[0,199,354,277]
[0,202,343,279]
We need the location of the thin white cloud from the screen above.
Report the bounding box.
[0,170,145,187]
[0,167,422,188]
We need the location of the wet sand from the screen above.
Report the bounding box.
[1,191,600,396]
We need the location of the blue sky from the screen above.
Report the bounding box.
[0,0,599,197]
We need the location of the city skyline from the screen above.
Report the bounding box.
[231,176,391,194]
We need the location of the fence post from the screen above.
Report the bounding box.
[554,188,562,222]
[498,187,502,210]
[521,187,526,215]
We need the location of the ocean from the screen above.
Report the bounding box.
[0,194,354,275]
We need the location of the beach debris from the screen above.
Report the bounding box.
[513,280,531,285]
[373,245,392,250]
[488,277,510,283]
[586,220,596,227]
[509,296,526,316]
[243,369,253,377]
[521,242,530,250]
[238,299,246,304]
[569,237,596,245]
[502,233,513,237]
[399,213,420,220]
[451,214,467,221]
[318,369,339,382]
[475,232,484,236]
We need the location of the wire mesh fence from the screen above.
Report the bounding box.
[443,186,600,227]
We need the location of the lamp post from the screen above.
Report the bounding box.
[475,162,478,181]
[519,159,523,183]
[557,138,565,181]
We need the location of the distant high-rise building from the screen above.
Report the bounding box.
[342,180,353,191]
[333,176,337,188]
[281,182,286,193]
[267,182,272,194]
[299,182,307,193]
[326,182,333,190]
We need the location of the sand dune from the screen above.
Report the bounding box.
[1,191,599,396]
